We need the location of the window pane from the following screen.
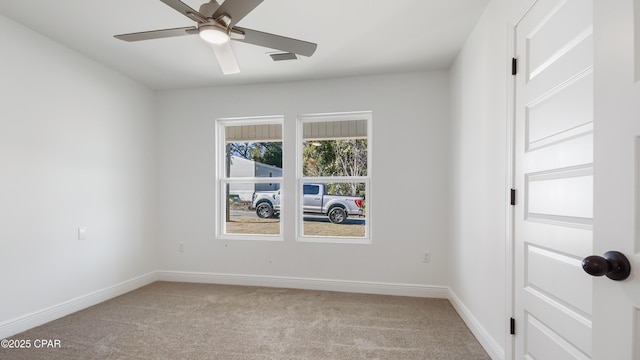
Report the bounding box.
[226,141,283,178]
[302,119,367,178]
[302,139,367,177]
[225,182,280,235]
[301,182,366,238]
[218,118,283,240]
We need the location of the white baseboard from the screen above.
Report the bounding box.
[0,271,456,340]
[156,270,449,298]
[0,272,157,339]
[448,289,505,360]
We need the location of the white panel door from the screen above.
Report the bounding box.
[514,0,595,358]
[592,0,640,358]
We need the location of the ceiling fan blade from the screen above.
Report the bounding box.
[159,0,208,22]
[114,26,198,42]
[212,42,240,75]
[213,0,263,27]
[233,27,317,57]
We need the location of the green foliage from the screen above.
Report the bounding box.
[303,139,367,177]
[303,139,367,196]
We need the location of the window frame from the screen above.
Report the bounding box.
[296,111,372,244]
[215,115,284,241]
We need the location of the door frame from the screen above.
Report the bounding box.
[505,2,548,360]
[506,21,517,360]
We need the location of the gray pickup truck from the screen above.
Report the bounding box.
[250,183,363,224]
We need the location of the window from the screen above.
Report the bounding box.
[216,116,283,239]
[297,112,372,243]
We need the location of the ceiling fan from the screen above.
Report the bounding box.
[114,0,317,75]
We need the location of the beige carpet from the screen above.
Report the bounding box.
[2,282,490,359]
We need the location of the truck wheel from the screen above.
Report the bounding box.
[256,202,274,218]
[328,207,347,224]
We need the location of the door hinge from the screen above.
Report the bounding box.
[511,58,517,75]
[510,188,516,206]
[510,317,516,335]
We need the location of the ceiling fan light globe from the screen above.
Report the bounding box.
[199,26,230,44]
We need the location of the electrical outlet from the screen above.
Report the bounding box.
[423,251,431,263]
[179,242,184,252]
[78,227,87,240]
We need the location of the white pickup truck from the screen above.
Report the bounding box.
[250,183,364,224]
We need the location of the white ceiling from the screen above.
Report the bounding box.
[0,0,488,90]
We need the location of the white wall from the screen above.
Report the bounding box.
[449,0,534,359]
[0,15,157,336]
[449,1,511,358]
[156,72,451,291]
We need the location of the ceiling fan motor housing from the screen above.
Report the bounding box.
[199,1,220,17]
